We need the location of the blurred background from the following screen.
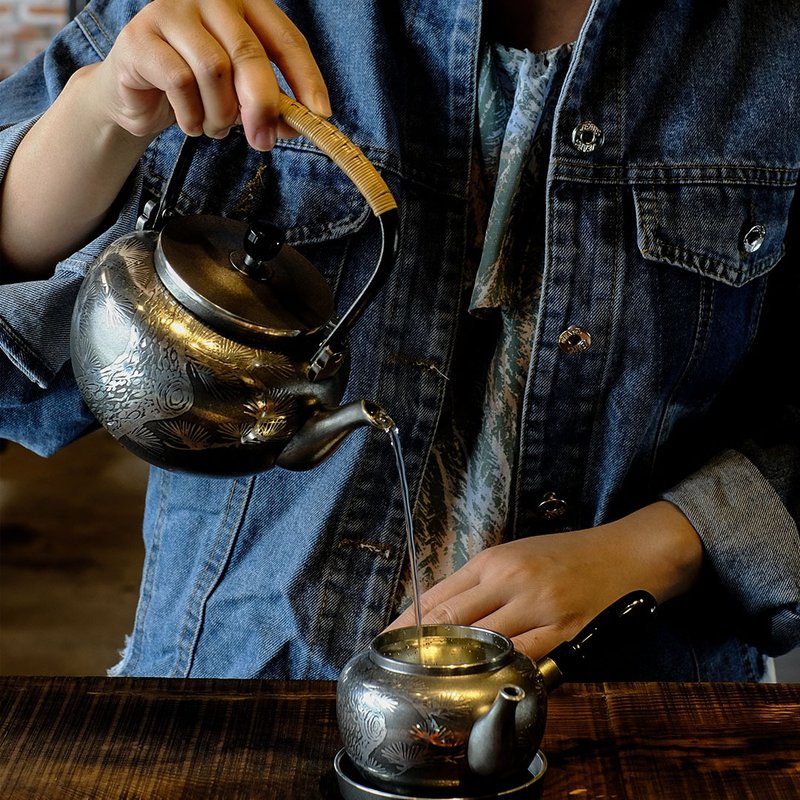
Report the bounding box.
[1,0,798,681]
[0,0,84,79]
[0,433,147,675]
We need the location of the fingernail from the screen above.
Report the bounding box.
[252,127,276,151]
[212,126,232,140]
[312,91,332,118]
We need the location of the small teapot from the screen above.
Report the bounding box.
[70,95,398,475]
[336,592,656,794]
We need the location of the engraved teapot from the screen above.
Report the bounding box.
[336,591,656,795]
[70,96,398,475]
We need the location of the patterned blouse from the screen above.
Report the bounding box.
[395,40,573,613]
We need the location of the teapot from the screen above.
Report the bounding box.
[70,95,398,475]
[336,591,656,795]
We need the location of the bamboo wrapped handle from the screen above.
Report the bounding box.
[278,94,397,217]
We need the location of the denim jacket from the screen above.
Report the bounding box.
[1,0,799,680]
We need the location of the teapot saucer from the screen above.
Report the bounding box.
[331,749,546,800]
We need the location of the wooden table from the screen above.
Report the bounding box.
[0,677,798,799]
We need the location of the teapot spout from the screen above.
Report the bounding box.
[466,685,525,778]
[276,400,393,471]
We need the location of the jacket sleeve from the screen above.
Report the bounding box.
[661,192,800,657]
[0,1,146,455]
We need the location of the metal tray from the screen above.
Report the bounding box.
[332,749,547,800]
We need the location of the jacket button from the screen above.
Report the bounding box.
[571,120,604,152]
[537,492,569,520]
[558,325,592,354]
[742,224,766,253]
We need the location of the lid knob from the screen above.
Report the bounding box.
[239,221,285,277]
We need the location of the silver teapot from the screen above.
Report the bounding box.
[70,95,398,475]
[336,592,656,794]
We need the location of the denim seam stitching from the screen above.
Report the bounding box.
[647,241,784,285]
[646,185,710,479]
[172,479,240,677]
[553,160,800,180]
[126,469,170,674]
[75,7,113,59]
[313,212,403,639]
[0,315,54,386]
[582,184,623,504]
[650,245,714,475]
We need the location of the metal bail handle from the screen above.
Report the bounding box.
[138,95,400,381]
[137,134,199,232]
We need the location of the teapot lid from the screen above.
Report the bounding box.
[154,215,334,341]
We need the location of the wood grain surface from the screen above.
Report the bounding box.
[0,677,798,799]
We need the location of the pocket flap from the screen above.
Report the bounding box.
[266,143,376,244]
[633,182,794,286]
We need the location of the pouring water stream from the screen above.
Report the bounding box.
[386,424,424,631]
[369,409,425,659]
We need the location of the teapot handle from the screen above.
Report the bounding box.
[278,94,396,216]
[141,94,399,381]
[276,94,399,381]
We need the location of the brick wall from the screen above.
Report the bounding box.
[0,0,69,79]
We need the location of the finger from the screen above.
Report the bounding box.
[511,626,564,662]
[114,31,205,137]
[245,0,331,117]
[153,13,241,138]
[467,594,552,640]
[395,570,479,629]
[508,605,593,661]
[386,570,495,630]
[422,582,506,627]
[197,4,280,149]
[226,35,283,149]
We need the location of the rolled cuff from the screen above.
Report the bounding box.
[0,119,144,387]
[662,449,800,655]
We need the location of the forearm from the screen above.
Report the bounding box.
[1,0,331,281]
[0,64,152,279]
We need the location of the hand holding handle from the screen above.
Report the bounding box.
[142,93,397,230]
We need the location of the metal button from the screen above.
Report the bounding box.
[558,325,592,354]
[571,120,604,153]
[537,492,568,520]
[742,224,766,254]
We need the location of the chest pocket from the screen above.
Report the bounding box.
[256,143,374,243]
[147,130,382,294]
[633,179,796,287]
[146,129,376,241]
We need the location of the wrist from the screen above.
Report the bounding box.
[0,64,155,276]
[600,501,705,604]
[68,63,158,150]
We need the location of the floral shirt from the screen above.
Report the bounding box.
[396,42,573,611]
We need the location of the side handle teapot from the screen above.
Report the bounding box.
[70,95,398,475]
[336,592,658,794]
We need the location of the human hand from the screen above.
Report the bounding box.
[386,501,704,660]
[93,0,331,150]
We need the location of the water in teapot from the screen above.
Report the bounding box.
[378,630,505,667]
